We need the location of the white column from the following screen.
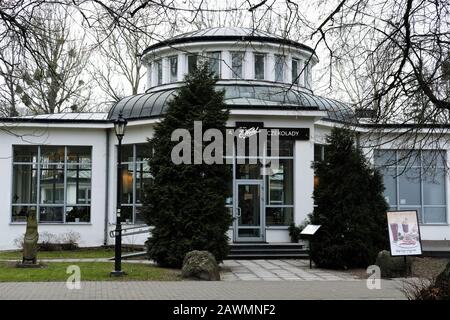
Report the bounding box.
[294,134,315,225]
[146,63,152,89]
[286,54,292,84]
[266,53,275,82]
[244,51,253,79]
[299,59,306,87]
[162,57,169,84]
[221,50,232,79]
[178,53,185,81]
[151,61,158,87]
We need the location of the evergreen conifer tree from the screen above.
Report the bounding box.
[310,127,389,269]
[141,64,232,268]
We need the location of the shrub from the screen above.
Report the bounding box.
[58,231,81,250]
[288,219,310,243]
[310,127,389,269]
[288,223,301,243]
[38,232,62,251]
[375,250,412,278]
[401,261,450,301]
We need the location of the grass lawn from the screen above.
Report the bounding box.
[0,261,181,282]
[0,247,117,260]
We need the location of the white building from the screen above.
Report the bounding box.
[0,27,448,250]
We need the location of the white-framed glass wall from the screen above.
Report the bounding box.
[374,149,447,224]
[11,145,92,223]
[226,138,295,241]
[149,50,311,87]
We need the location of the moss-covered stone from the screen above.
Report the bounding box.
[181,250,220,281]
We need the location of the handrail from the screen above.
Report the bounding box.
[109,225,152,238]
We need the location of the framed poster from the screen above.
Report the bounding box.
[387,210,422,256]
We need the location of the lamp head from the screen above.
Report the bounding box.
[114,112,127,139]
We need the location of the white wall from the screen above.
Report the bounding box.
[0,127,108,250]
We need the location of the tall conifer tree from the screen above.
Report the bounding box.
[310,127,389,269]
[142,64,232,268]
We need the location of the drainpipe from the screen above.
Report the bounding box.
[104,128,110,246]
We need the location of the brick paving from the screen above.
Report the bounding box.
[0,258,407,299]
[0,280,406,300]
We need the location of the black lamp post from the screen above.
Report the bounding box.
[111,112,127,277]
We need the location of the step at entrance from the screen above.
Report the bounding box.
[227,243,309,259]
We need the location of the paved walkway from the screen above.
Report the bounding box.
[0,258,407,299]
[221,259,357,281]
[0,280,406,300]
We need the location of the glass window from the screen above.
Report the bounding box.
[11,145,92,223]
[187,55,198,74]
[13,145,37,162]
[12,206,36,223]
[314,144,325,162]
[231,52,244,79]
[266,207,293,226]
[423,168,445,205]
[423,207,446,224]
[274,55,285,82]
[292,59,299,84]
[268,138,294,157]
[398,168,421,205]
[67,146,91,164]
[155,59,162,85]
[380,167,397,206]
[66,206,90,223]
[267,159,293,205]
[40,166,65,204]
[119,143,153,224]
[375,149,447,224]
[41,146,65,164]
[39,206,64,223]
[169,56,178,82]
[12,164,37,204]
[374,150,396,167]
[254,53,265,80]
[207,52,221,77]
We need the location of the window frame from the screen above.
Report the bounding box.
[155,59,163,85]
[206,51,221,77]
[254,53,266,80]
[230,51,244,79]
[11,145,92,224]
[187,54,198,75]
[374,149,448,225]
[169,55,178,82]
[292,58,300,85]
[119,143,152,225]
[274,54,285,82]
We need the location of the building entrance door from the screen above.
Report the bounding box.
[235,181,264,242]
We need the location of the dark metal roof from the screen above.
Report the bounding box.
[143,27,315,55]
[108,83,354,122]
[0,112,109,123]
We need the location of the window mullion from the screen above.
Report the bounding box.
[420,150,424,224]
[133,144,137,224]
[63,146,67,224]
[396,151,400,212]
[37,146,41,223]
